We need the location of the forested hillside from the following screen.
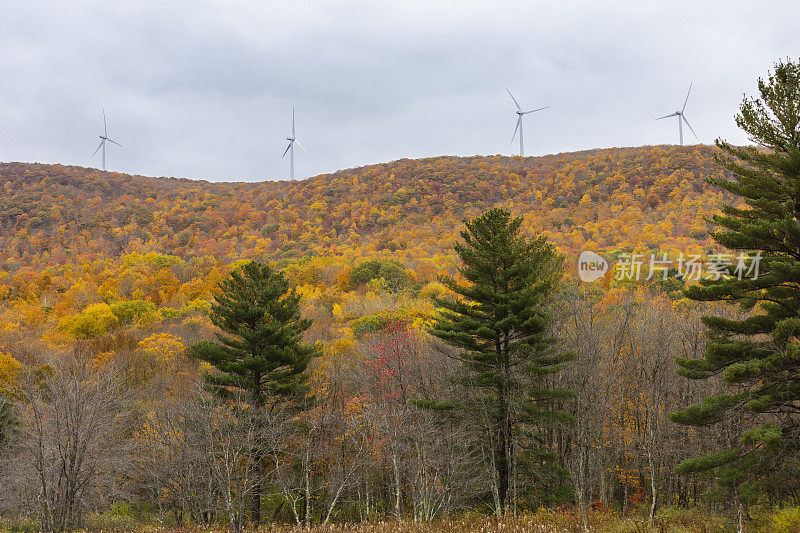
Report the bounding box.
[1,145,724,265]
[0,145,727,358]
[0,145,750,529]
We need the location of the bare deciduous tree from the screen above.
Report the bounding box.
[18,356,130,532]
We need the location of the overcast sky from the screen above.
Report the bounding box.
[2,1,798,182]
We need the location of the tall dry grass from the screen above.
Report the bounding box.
[118,509,738,533]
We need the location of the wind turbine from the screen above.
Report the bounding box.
[656,82,698,146]
[282,107,307,180]
[91,108,122,170]
[507,87,548,157]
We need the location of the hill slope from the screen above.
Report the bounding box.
[1,145,727,269]
[0,145,733,358]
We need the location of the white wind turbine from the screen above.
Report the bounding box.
[507,87,548,157]
[282,107,307,180]
[656,82,698,146]
[91,108,122,170]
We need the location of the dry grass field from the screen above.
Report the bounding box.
[29,508,781,533]
[6,506,800,532]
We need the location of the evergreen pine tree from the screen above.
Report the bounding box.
[191,260,319,523]
[672,60,800,502]
[429,208,572,515]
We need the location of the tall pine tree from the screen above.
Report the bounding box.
[429,208,572,515]
[672,60,800,503]
[191,260,319,523]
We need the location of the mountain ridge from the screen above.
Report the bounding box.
[0,145,729,270]
[2,144,693,185]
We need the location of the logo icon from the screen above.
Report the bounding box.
[578,251,609,282]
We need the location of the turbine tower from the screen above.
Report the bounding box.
[507,87,548,157]
[282,107,307,179]
[91,108,122,170]
[656,82,698,146]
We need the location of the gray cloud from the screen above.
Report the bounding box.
[1,0,798,181]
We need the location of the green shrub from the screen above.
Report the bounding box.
[348,259,410,292]
[0,516,39,532]
[143,252,183,269]
[350,311,411,337]
[159,299,209,320]
[159,306,181,319]
[110,300,156,325]
[770,507,800,532]
[86,502,142,531]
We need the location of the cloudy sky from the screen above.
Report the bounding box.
[2,1,798,182]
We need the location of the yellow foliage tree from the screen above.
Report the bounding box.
[138,333,185,372]
[0,351,21,397]
[58,302,119,339]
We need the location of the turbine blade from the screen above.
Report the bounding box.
[655,112,679,120]
[91,140,104,158]
[103,108,107,137]
[682,115,698,139]
[523,106,549,114]
[106,138,123,148]
[682,82,693,113]
[292,106,295,137]
[295,140,308,152]
[506,87,522,111]
[282,141,292,157]
[510,116,521,144]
